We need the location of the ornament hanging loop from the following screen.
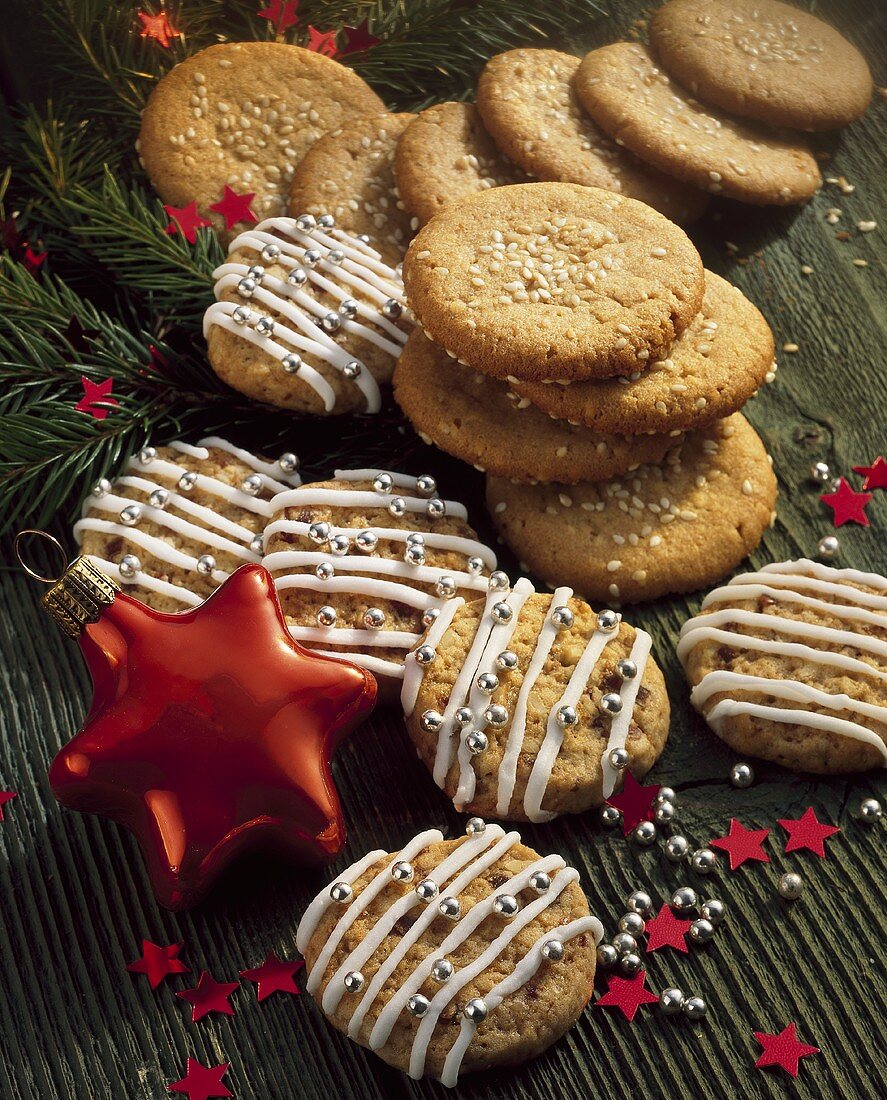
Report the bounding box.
[15,531,119,637]
[14,530,70,584]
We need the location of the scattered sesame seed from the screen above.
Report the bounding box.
[782,342,799,353]
[852,258,868,267]
[607,560,622,572]
[857,220,877,233]
[742,479,754,495]
[800,264,813,275]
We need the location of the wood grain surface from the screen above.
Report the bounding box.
[1,2,885,1097]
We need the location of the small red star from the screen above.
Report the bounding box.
[341,19,381,54]
[23,245,47,273]
[209,185,258,231]
[176,971,239,1022]
[138,10,182,49]
[596,970,659,1022]
[168,1058,231,1100]
[240,952,304,1002]
[778,807,840,857]
[258,0,299,34]
[820,477,872,527]
[853,456,887,491]
[710,818,771,871]
[0,790,16,821]
[605,772,661,835]
[164,201,213,244]
[127,940,189,989]
[75,376,119,421]
[306,26,338,57]
[644,904,692,953]
[754,1023,820,1077]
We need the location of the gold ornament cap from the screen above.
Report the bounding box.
[15,531,119,638]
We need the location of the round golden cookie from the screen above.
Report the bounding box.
[288,112,415,267]
[574,42,821,206]
[403,588,670,820]
[475,49,707,226]
[395,102,526,227]
[487,413,777,605]
[402,181,705,383]
[296,824,600,1085]
[138,42,386,224]
[679,559,887,773]
[393,330,681,483]
[650,0,873,132]
[511,271,776,435]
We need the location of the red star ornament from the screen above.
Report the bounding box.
[240,952,304,1001]
[139,10,182,49]
[127,940,190,988]
[820,477,872,527]
[258,0,299,34]
[23,245,47,273]
[209,185,258,231]
[605,771,661,835]
[778,807,840,857]
[853,456,887,491]
[754,1023,820,1077]
[710,818,771,871]
[341,19,381,54]
[49,563,377,910]
[177,971,239,1021]
[0,790,16,820]
[644,904,692,953]
[75,376,119,420]
[164,201,213,244]
[168,1059,231,1100]
[596,970,659,1022]
[306,26,338,57]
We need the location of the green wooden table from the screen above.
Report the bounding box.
[1,2,885,1096]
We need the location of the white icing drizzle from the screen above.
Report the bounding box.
[85,557,203,606]
[600,629,652,799]
[402,597,464,716]
[297,849,388,954]
[263,519,495,566]
[272,488,468,521]
[310,650,406,679]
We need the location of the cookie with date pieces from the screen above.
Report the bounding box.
[649,0,873,133]
[287,112,415,267]
[679,559,887,773]
[137,42,386,225]
[401,580,669,821]
[401,181,705,383]
[574,42,820,206]
[393,330,681,483]
[394,102,527,228]
[204,214,412,415]
[487,413,777,605]
[262,469,497,684]
[75,438,301,612]
[296,822,602,1085]
[475,49,707,226]
[510,271,776,436]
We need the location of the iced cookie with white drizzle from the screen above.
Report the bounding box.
[75,437,301,612]
[263,469,497,683]
[296,820,602,1085]
[679,559,887,773]
[402,581,669,820]
[204,213,412,415]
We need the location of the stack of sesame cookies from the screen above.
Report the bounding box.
[396,181,778,605]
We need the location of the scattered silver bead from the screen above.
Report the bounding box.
[416,474,437,497]
[407,994,429,1018]
[619,952,642,976]
[597,609,621,633]
[438,896,461,919]
[608,747,630,771]
[778,873,804,901]
[308,522,330,544]
[492,894,520,918]
[611,932,637,956]
[118,554,140,580]
[599,805,622,829]
[329,881,352,903]
[491,600,513,624]
[232,305,251,324]
[466,555,485,576]
[634,821,657,846]
[463,998,487,1023]
[859,797,883,823]
[241,473,263,496]
[476,672,499,694]
[596,943,618,970]
[317,605,337,627]
[730,762,755,788]
[488,570,510,592]
[250,533,264,555]
[342,361,361,380]
[656,787,676,805]
[415,878,438,901]
[329,534,350,556]
[355,530,377,553]
[691,849,718,875]
[315,562,334,581]
[700,899,725,926]
[541,939,565,962]
[616,658,638,681]
[454,707,473,727]
[404,543,426,566]
[430,959,454,983]
[436,575,457,598]
[599,693,623,716]
[817,534,840,560]
[484,704,509,728]
[810,460,831,484]
[426,498,446,518]
[672,887,698,913]
[119,504,142,526]
[138,446,156,465]
[260,243,280,262]
[683,996,707,1020]
[551,604,574,629]
[321,312,341,333]
[618,912,645,936]
[414,645,436,666]
[363,607,386,630]
[237,276,256,298]
[286,268,307,287]
[625,890,653,916]
[92,477,112,497]
[281,352,302,373]
[689,918,715,944]
[382,298,403,319]
[391,860,414,883]
[496,650,518,671]
[295,214,317,232]
[343,971,364,993]
[556,704,578,729]
[196,554,215,576]
[529,871,551,894]
[665,835,690,862]
[465,817,486,836]
[655,801,675,825]
[422,607,440,628]
[388,496,407,517]
[420,710,443,733]
[465,730,488,755]
[373,473,394,494]
[255,315,275,337]
[659,988,684,1015]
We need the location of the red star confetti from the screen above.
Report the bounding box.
[341,18,381,54]
[23,245,47,273]
[853,456,887,491]
[75,376,119,421]
[778,807,840,857]
[164,201,213,244]
[644,904,692,954]
[176,971,239,1022]
[754,1023,820,1077]
[138,9,181,49]
[127,940,189,989]
[605,772,661,835]
[0,790,16,821]
[258,0,299,34]
[168,1059,231,1100]
[240,952,304,1002]
[820,477,872,528]
[306,26,338,57]
[209,185,258,231]
[710,818,771,871]
[596,970,659,1022]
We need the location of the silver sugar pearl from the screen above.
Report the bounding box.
[484,704,509,728]
[303,248,322,267]
[119,504,142,526]
[241,473,263,495]
[488,570,510,592]
[817,534,839,560]
[683,996,707,1020]
[491,600,513,624]
[634,821,657,846]
[343,971,364,993]
[247,264,265,281]
[618,912,645,936]
[391,860,414,883]
[281,352,302,374]
[355,530,378,553]
[619,952,642,976]
[465,730,488,755]
[616,658,638,681]
[810,460,831,484]
[691,849,717,875]
[430,959,454,983]
[414,645,436,666]
[492,894,519,918]
[436,575,457,599]
[599,692,623,716]
[138,446,156,465]
[689,918,715,944]
[778,872,804,901]
[317,605,337,627]
[556,705,578,728]
[463,998,487,1023]
[118,554,141,580]
[551,604,574,628]
[626,890,653,916]
[465,817,486,836]
[388,496,407,517]
[496,650,518,671]
[363,607,386,630]
[672,887,698,913]
[608,747,630,771]
[665,835,690,862]
[596,943,619,970]
[426,498,446,518]
[730,762,755,788]
[407,994,429,1018]
[415,878,439,901]
[339,299,359,319]
[529,871,551,893]
[599,805,622,829]
[659,988,685,1015]
[178,472,198,492]
[342,361,361,380]
[232,305,251,324]
[476,672,499,694]
[541,939,564,962]
[329,881,353,903]
[454,707,473,727]
[196,554,215,576]
[317,213,335,229]
[260,243,280,262]
[236,276,256,298]
[295,214,317,232]
[416,474,437,497]
[91,477,112,497]
[656,787,676,805]
[327,248,345,265]
[320,312,341,333]
[329,534,350,556]
[466,555,485,576]
[700,899,726,926]
[315,562,334,581]
[611,932,637,956]
[438,896,461,919]
[373,472,394,494]
[422,607,440,628]
[597,609,621,633]
[404,543,426,566]
[308,521,330,544]
[286,268,307,287]
[148,488,169,510]
[859,797,883,823]
[655,801,675,825]
[382,297,403,319]
[420,710,444,733]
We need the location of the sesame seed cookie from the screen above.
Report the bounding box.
[394,102,527,228]
[138,42,386,224]
[402,181,705,383]
[204,215,411,415]
[650,0,873,133]
[262,470,497,684]
[574,42,820,206]
[393,330,681,483]
[679,559,887,773]
[75,438,301,612]
[401,581,669,821]
[296,822,602,1085]
[288,112,415,267]
[510,271,776,436]
[476,49,708,226]
[487,413,777,605]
